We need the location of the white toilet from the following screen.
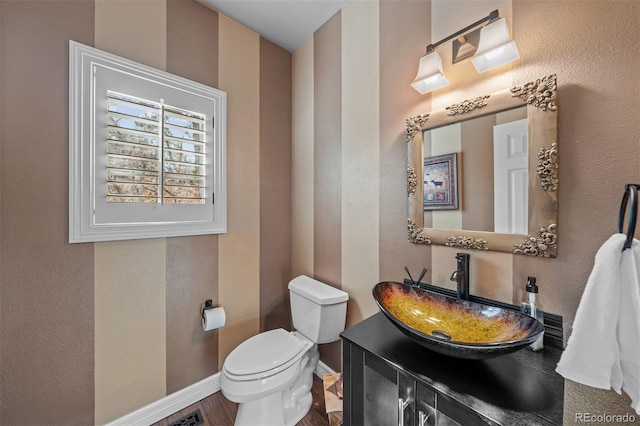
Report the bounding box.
[220,275,349,426]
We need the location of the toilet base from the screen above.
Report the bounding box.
[231,345,319,426]
[234,389,312,426]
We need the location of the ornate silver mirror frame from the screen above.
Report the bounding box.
[406,74,558,257]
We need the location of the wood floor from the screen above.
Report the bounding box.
[152,375,330,426]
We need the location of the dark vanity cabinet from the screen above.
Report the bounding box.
[341,313,563,426]
[356,350,489,425]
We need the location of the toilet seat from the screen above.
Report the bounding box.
[224,329,312,381]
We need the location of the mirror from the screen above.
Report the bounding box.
[406,75,558,257]
[423,106,529,234]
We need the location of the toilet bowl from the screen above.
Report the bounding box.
[221,329,318,425]
[220,276,348,426]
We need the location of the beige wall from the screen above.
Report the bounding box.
[291,0,640,421]
[0,0,292,424]
[217,14,261,371]
[512,1,640,421]
[341,0,381,328]
[93,3,168,422]
[378,0,432,283]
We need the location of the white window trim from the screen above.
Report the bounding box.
[69,41,226,243]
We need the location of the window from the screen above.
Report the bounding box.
[106,91,207,204]
[69,41,226,243]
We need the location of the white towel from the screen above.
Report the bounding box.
[617,237,640,413]
[556,233,640,415]
[556,234,624,388]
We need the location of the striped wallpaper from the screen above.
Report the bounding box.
[293,0,434,369]
[0,0,290,424]
[2,0,640,424]
[291,0,640,419]
[291,0,522,344]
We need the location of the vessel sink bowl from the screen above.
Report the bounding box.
[373,281,544,359]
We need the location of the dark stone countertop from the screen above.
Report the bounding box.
[341,312,564,426]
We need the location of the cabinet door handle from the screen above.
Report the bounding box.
[418,409,433,426]
[398,398,410,426]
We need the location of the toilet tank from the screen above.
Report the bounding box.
[288,276,349,344]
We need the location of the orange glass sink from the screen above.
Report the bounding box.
[373,281,544,359]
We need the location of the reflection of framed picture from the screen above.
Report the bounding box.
[423,153,458,210]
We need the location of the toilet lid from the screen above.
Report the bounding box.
[225,329,307,376]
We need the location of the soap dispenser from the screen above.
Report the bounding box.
[521,276,544,351]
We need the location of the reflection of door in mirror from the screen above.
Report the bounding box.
[494,118,528,234]
[422,106,528,235]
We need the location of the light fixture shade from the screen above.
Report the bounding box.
[411,51,449,94]
[471,18,520,73]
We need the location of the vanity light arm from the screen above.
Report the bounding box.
[425,9,499,53]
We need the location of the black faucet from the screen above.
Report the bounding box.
[449,253,470,300]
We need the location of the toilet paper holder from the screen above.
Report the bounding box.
[202,299,214,318]
[201,299,226,332]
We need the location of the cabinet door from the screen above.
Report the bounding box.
[417,383,492,426]
[361,351,420,426]
[343,339,493,426]
[363,352,399,426]
[398,372,416,426]
[415,382,436,426]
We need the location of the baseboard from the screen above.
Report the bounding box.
[106,360,336,426]
[105,373,220,426]
[315,359,335,378]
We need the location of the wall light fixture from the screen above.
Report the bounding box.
[411,10,519,94]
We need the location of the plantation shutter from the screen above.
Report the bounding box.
[106,92,207,205]
[70,41,226,243]
[163,104,206,204]
[107,92,162,203]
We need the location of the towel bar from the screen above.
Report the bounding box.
[617,183,639,250]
